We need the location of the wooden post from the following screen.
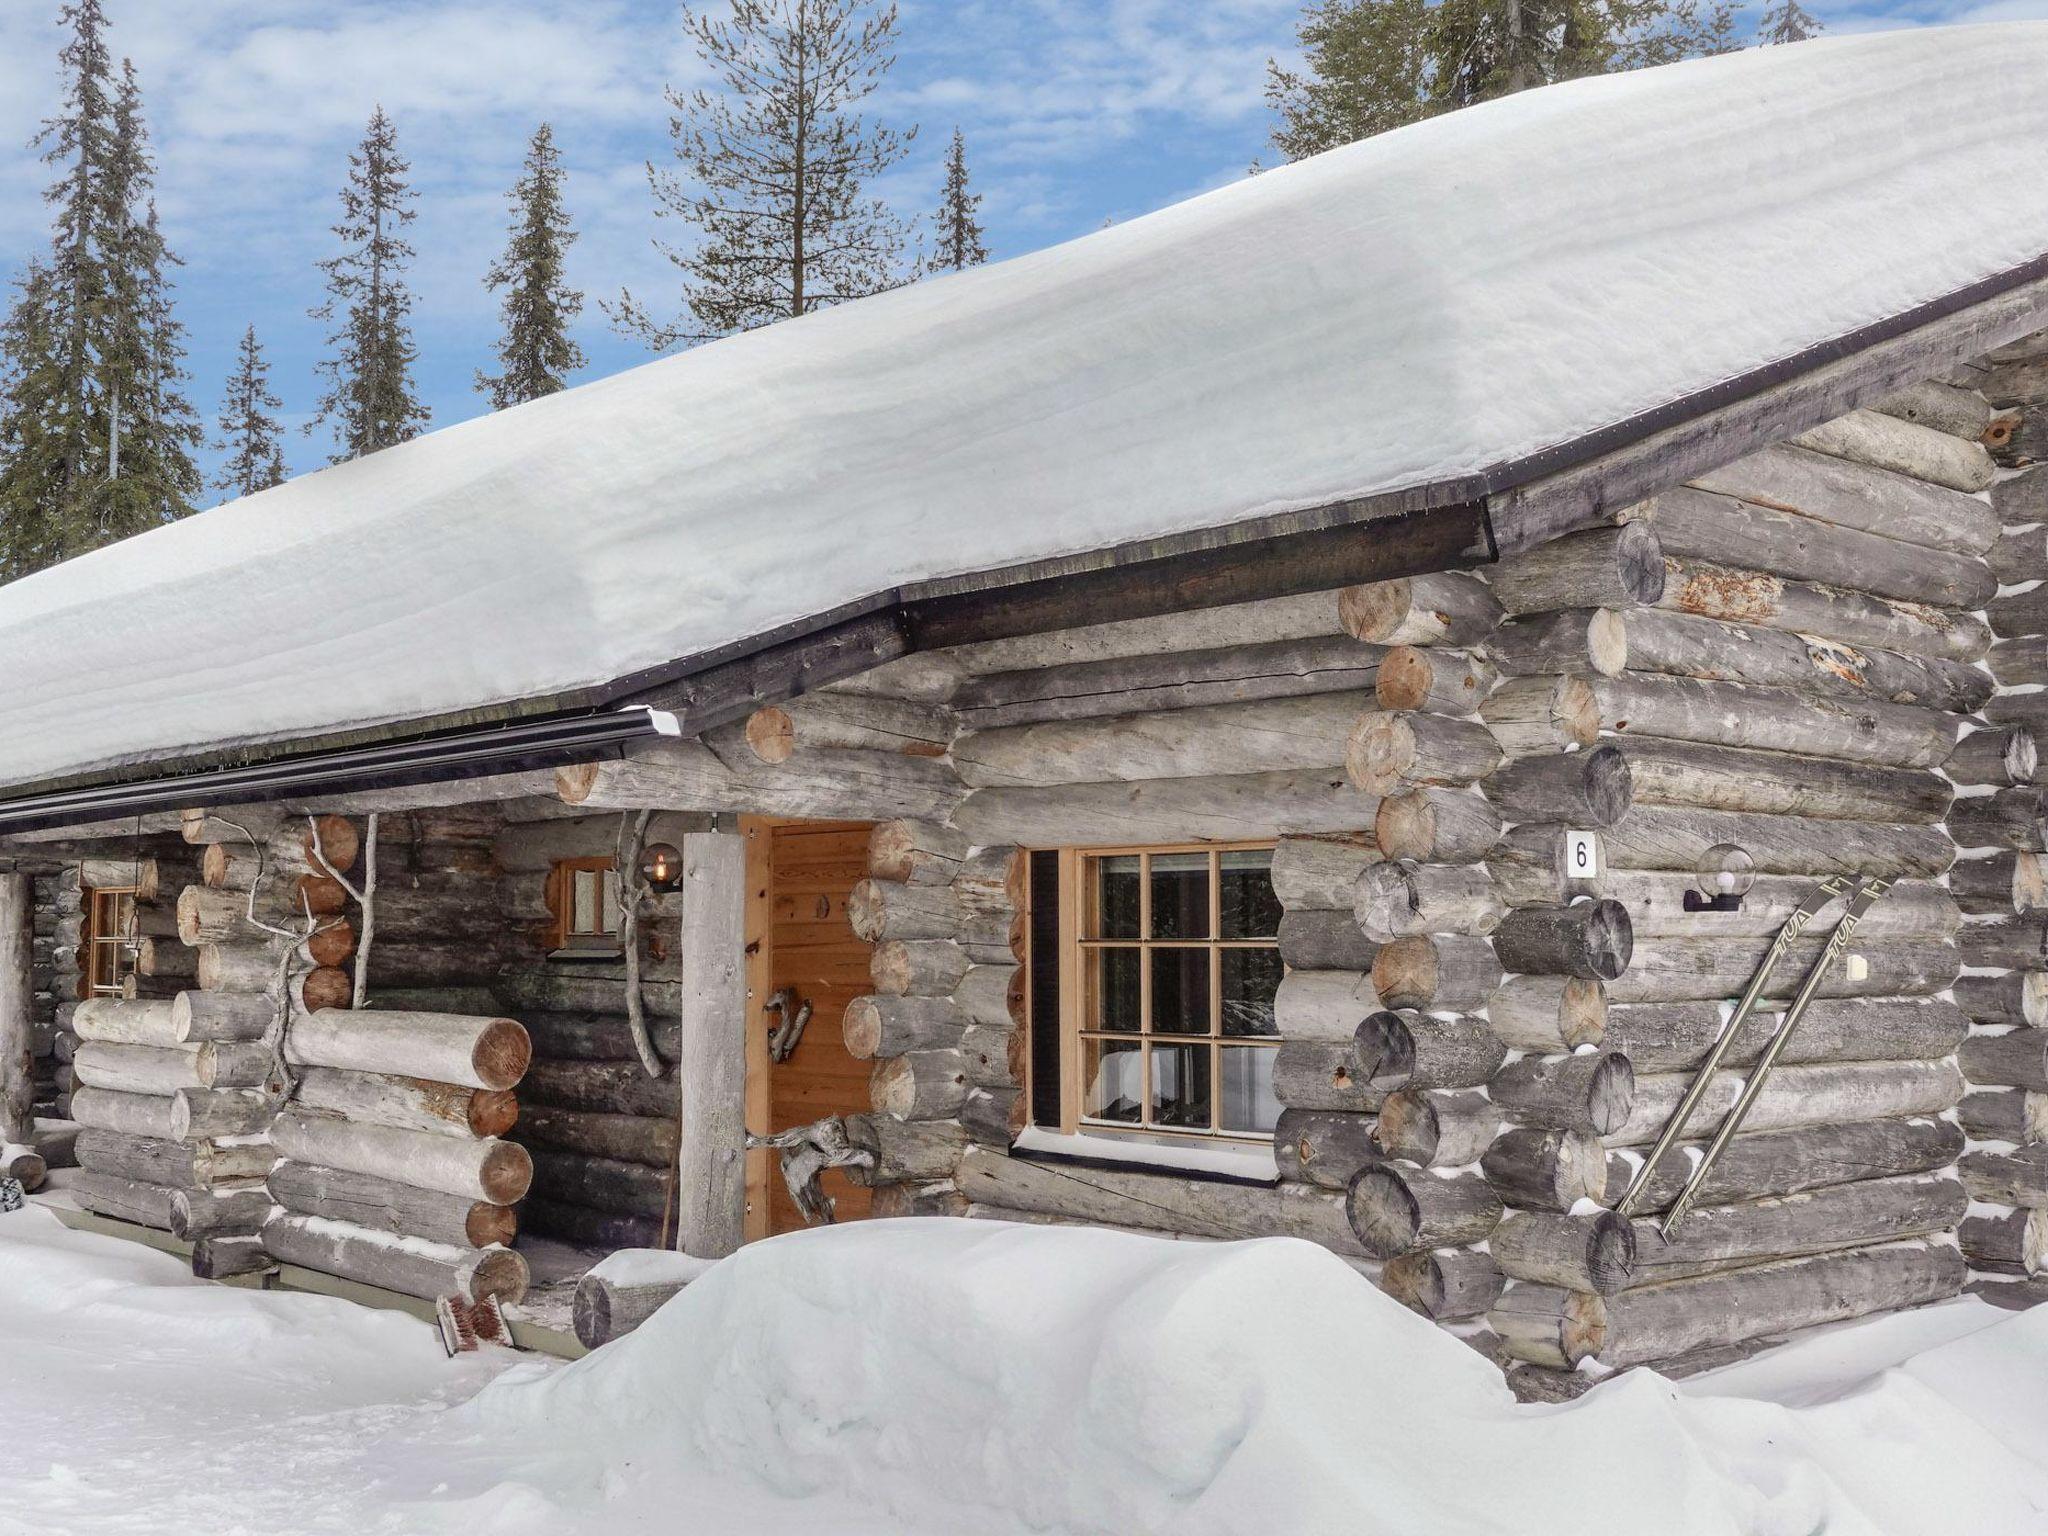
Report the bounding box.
[677,829,748,1259]
[0,872,31,1150]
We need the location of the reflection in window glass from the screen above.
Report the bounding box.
[1096,947,1142,1032]
[1221,947,1283,1037]
[1220,849,1283,938]
[1084,1039,1143,1123]
[1220,1047,1281,1134]
[1149,1044,1212,1131]
[1096,855,1141,939]
[1149,852,1209,939]
[1150,947,1211,1035]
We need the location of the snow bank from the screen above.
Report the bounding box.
[4,26,2048,791]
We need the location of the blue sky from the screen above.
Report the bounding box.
[0,0,2010,496]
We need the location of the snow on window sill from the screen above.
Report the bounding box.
[1012,1126,1279,1183]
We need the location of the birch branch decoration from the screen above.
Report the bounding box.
[616,809,667,1079]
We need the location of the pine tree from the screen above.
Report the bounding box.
[478,122,586,409]
[1265,0,1736,160]
[608,0,917,347]
[213,326,287,499]
[925,128,988,275]
[310,107,428,461]
[1756,0,1819,44]
[0,3,199,578]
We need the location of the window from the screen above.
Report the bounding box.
[546,857,624,956]
[85,886,138,998]
[1054,844,1284,1143]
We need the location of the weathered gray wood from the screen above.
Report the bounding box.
[1485,525,1665,615]
[956,1146,1365,1252]
[262,1212,528,1304]
[1346,712,1503,797]
[1375,1088,1494,1167]
[841,1114,972,1184]
[1273,970,1383,1041]
[173,991,276,1045]
[1271,1039,1386,1112]
[169,1087,282,1141]
[1608,936,1957,1003]
[1960,1209,2048,1276]
[293,1065,519,1139]
[557,739,964,822]
[1380,1249,1504,1321]
[1590,673,1957,770]
[1609,1060,1963,1147]
[1492,1210,1636,1294]
[169,1185,275,1242]
[1337,572,1501,647]
[1370,934,1501,1013]
[1594,806,1953,879]
[954,690,1370,788]
[677,830,746,1260]
[1986,586,2048,642]
[189,1234,273,1279]
[272,1108,532,1203]
[1490,900,1632,980]
[284,1010,530,1092]
[516,1009,682,1062]
[1345,1163,1502,1256]
[743,693,953,763]
[952,634,1390,729]
[1948,788,2048,852]
[519,1103,680,1167]
[954,769,1378,847]
[1275,909,1377,972]
[1486,976,1606,1053]
[1482,608,1628,678]
[1373,788,1501,864]
[1374,646,1498,715]
[869,939,971,997]
[0,872,31,1148]
[1952,915,2048,970]
[1593,997,1966,1073]
[1694,437,1997,547]
[1989,639,2048,691]
[1955,971,2048,1028]
[1613,738,1951,825]
[1602,873,1958,939]
[573,1263,707,1349]
[842,995,969,1059]
[74,1128,271,1189]
[520,1196,664,1249]
[1486,1282,1601,1369]
[1270,836,1380,910]
[1355,862,1503,941]
[525,1144,673,1217]
[1613,607,1990,713]
[1869,380,1994,444]
[1961,1029,2048,1093]
[946,590,1346,675]
[1477,675,1600,757]
[865,820,969,886]
[1960,1145,2048,1208]
[1483,747,1633,828]
[72,1040,210,1095]
[1629,1176,1966,1285]
[71,1169,176,1230]
[1646,486,1996,608]
[1353,1010,1505,1091]
[68,1084,177,1140]
[1273,1107,1382,1188]
[1959,1088,2048,1144]
[1788,408,1996,495]
[1486,824,1607,907]
[1480,1127,1606,1212]
[1987,526,2048,586]
[1489,1052,1635,1136]
[268,1159,518,1248]
[1597,1117,1963,1211]
[1659,557,1991,662]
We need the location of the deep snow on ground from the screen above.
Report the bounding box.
[4,1205,2048,1536]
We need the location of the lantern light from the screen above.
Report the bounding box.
[639,842,684,893]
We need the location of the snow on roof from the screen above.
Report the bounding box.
[4,24,2047,792]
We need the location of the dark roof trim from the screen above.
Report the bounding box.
[5,253,2048,831]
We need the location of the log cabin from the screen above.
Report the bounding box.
[4,27,2048,1395]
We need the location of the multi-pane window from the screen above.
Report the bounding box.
[1067,845,1284,1141]
[85,886,138,998]
[547,857,624,955]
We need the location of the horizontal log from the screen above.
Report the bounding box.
[1346,712,1503,796]
[1786,408,1996,495]
[1483,747,1633,828]
[1489,1052,1635,1136]
[1628,1175,1965,1285]
[1354,862,1503,941]
[261,1213,527,1305]
[1597,1117,1964,1211]
[865,821,969,886]
[1274,969,1383,1042]
[946,590,1347,674]
[1485,525,1665,615]
[841,1114,972,1185]
[171,1186,274,1242]
[1957,1088,2048,1144]
[283,1010,530,1091]
[524,1145,673,1218]
[1987,525,2048,586]
[267,1159,517,1248]
[1659,557,1990,663]
[1276,909,1377,972]
[954,691,1371,789]
[1490,900,1632,980]
[515,1104,678,1167]
[1375,1087,1495,1167]
[1609,936,1956,1003]
[573,1260,710,1349]
[950,634,1391,731]
[70,1169,175,1230]
[1608,1059,1963,1147]
[1613,738,1951,824]
[1960,1145,2048,1208]
[73,998,180,1048]
[557,739,964,823]
[1370,934,1501,1013]
[1270,1040,1385,1113]
[292,1066,519,1139]
[74,1127,272,1189]
[1476,675,1600,757]
[1948,788,2048,852]
[1345,1163,1502,1257]
[1589,672,1956,770]
[1269,836,1380,910]
[1960,1209,2048,1276]
[272,1109,531,1202]
[1492,1209,1636,1294]
[168,1087,276,1141]
[1595,806,1953,879]
[1693,438,1997,547]
[520,1196,664,1250]
[1480,1127,1607,1212]
[1594,997,1966,1072]
[517,1009,681,1062]
[842,995,969,1059]
[1354,1010,1504,1092]
[954,770,1379,851]
[1868,379,1994,444]
[1379,1249,1503,1322]
[72,1040,207,1095]
[1273,1107,1382,1188]
[1373,788,1501,864]
[1482,608,1627,678]
[1989,639,2048,691]
[1337,572,1502,647]
[744,693,952,763]
[1601,873,1958,939]
[1955,916,2048,970]
[1486,976,1606,1053]
[1961,1029,2048,1092]
[1374,646,1497,715]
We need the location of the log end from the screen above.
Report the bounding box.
[1586,1052,1636,1138]
[555,761,602,805]
[847,879,888,945]
[303,815,360,876]
[469,1088,521,1140]
[1345,1165,1421,1258]
[1345,713,1417,799]
[1616,521,1667,607]
[1587,609,1630,676]
[462,1245,530,1306]
[843,996,884,1061]
[1374,647,1436,712]
[477,1139,535,1206]
[1355,1011,1416,1091]
[1337,577,1412,643]
[1585,1210,1637,1294]
[470,1018,534,1091]
[467,1201,519,1250]
[745,706,797,764]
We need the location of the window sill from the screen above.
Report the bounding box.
[1011,1126,1278,1185]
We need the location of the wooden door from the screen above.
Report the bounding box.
[743,817,877,1238]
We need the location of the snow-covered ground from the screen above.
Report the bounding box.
[4,1204,2047,1536]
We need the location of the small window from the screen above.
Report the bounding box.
[1058,845,1283,1143]
[546,858,624,956]
[85,886,138,998]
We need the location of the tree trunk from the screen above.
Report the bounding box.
[676,831,747,1259]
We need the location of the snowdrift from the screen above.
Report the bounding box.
[5,27,2048,789]
[466,1219,2048,1535]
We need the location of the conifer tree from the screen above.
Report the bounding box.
[310,107,428,461]
[925,128,988,275]
[213,326,287,500]
[0,2,199,576]
[609,0,916,347]
[1756,0,1819,44]
[1266,0,1736,161]
[478,122,586,409]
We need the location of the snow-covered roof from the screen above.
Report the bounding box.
[4,24,2048,794]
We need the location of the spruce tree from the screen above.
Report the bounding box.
[1756,0,1820,44]
[1266,0,1736,160]
[310,107,428,461]
[608,0,916,347]
[478,122,587,409]
[213,326,287,500]
[925,128,989,275]
[0,263,69,579]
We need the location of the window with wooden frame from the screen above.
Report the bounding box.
[84,886,138,998]
[545,857,625,956]
[1039,844,1284,1144]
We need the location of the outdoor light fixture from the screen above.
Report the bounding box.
[639,842,684,893]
